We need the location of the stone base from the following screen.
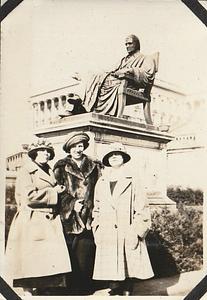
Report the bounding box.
[148,195,177,211]
[35,112,175,207]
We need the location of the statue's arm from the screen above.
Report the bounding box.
[133,55,156,86]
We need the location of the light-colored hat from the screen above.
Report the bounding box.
[102,142,131,167]
[27,138,55,160]
[63,132,90,153]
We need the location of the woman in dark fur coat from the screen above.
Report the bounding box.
[53,132,102,295]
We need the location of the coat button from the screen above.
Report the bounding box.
[114,224,118,228]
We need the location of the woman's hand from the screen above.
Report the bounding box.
[54,185,66,194]
[74,199,84,213]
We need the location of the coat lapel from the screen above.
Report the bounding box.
[26,160,56,186]
[102,172,132,209]
[64,155,96,180]
[65,164,83,180]
[112,176,132,202]
[100,176,115,209]
[37,166,56,186]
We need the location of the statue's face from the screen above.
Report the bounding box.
[125,37,137,54]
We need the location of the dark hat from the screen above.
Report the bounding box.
[27,138,55,160]
[102,142,131,167]
[63,132,90,153]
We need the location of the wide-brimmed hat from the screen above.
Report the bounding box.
[102,142,131,167]
[27,138,55,160]
[63,132,90,153]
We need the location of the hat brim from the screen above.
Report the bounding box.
[102,151,131,167]
[28,147,55,160]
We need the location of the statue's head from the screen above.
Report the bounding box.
[125,34,140,54]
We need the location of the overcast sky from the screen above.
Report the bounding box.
[1,0,207,157]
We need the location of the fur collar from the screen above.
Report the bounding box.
[54,154,99,179]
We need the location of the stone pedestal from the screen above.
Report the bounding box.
[34,112,175,207]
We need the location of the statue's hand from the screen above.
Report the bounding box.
[113,67,134,78]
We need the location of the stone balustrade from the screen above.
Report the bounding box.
[30,79,200,133]
[31,95,68,128]
[30,83,80,129]
[7,151,28,171]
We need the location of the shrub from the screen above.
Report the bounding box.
[5,185,17,247]
[147,206,203,277]
[167,187,203,206]
[6,185,16,205]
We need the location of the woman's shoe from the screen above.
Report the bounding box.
[109,287,123,296]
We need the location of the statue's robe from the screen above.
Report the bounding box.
[83,50,156,116]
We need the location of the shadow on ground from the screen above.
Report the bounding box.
[136,230,180,295]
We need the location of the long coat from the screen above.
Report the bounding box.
[5,160,71,283]
[92,169,154,281]
[83,50,155,116]
[53,154,101,235]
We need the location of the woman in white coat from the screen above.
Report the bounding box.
[5,139,71,295]
[92,142,154,295]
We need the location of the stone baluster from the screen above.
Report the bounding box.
[59,95,67,115]
[39,101,45,126]
[46,99,52,125]
[51,97,59,123]
[32,102,39,128]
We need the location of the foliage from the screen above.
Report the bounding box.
[167,187,203,206]
[5,185,17,246]
[147,206,203,277]
[5,185,16,205]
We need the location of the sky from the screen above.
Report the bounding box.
[1,0,207,157]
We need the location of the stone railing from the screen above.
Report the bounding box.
[29,79,202,133]
[30,83,80,129]
[7,151,28,171]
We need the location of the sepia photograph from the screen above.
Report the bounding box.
[1,0,207,299]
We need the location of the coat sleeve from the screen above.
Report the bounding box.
[53,165,77,221]
[132,178,151,239]
[15,167,58,208]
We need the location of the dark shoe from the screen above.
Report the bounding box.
[109,287,123,296]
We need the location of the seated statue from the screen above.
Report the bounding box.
[62,34,157,122]
[82,34,157,117]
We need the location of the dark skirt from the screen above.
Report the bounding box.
[13,272,68,288]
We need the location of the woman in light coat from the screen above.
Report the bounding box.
[92,142,154,295]
[5,139,71,295]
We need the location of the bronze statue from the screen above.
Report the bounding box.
[62,35,158,122]
[82,34,157,118]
